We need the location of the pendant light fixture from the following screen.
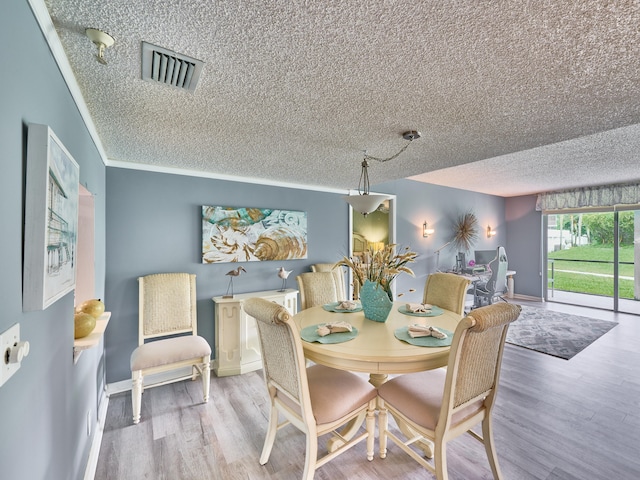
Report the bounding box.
[344,130,421,216]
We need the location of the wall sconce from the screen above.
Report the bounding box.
[487,225,497,238]
[423,222,434,238]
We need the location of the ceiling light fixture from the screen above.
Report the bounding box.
[344,130,421,216]
[85,28,115,65]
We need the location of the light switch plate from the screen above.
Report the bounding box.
[0,323,22,388]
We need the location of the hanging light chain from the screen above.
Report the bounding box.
[358,160,371,195]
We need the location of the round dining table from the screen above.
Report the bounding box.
[292,301,462,387]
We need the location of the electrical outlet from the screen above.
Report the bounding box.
[0,324,30,388]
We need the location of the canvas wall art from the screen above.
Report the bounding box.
[202,206,307,263]
[23,124,80,311]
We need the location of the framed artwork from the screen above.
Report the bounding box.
[202,206,307,263]
[23,124,80,311]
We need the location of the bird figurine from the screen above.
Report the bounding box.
[224,266,246,298]
[277,267,292,291]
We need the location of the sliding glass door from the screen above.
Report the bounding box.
[545,210,640,314]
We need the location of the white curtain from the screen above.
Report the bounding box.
[536,183,640,212]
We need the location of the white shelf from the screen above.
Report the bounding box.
[73,311,111,363]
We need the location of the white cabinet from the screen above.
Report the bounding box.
[212,289,298,377]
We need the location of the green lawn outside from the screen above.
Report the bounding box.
[548,245,635,298]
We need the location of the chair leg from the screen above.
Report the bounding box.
[378,400,388,459]
[259,402,279,465]
[132,370,143,424]
[302,431,318,480]
[434,439,449,480]
[202,358,210,402]
[482,416,504,480]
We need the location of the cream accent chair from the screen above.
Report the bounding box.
[296,271,340,310]
[378,302,521,480]
[130,273,211,424]
[244,297,377,480]
[423,272,471,316]
[310,263,347,300]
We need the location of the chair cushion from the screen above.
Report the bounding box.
[130,335,211,371]
[377,369,483,430]
[306,365,376,425]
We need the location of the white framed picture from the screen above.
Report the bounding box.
[23,124,79,311]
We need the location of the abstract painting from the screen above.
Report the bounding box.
[202,206,307,263]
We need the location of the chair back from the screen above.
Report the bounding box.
[310,263,347,300]
[138,273,197,345]
[296,271,340,310]
[486,246,508,296]
[441,302,520,424]
[423,272,471,316]
[243,297,312,417]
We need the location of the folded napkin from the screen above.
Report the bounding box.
[407,324,447,339]
[335,300,358,311]
[406,302,433,313]
[317,321,353,337]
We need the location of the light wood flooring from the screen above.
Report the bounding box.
[95,300,640,479]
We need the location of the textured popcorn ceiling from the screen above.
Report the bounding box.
[43,0,640,197]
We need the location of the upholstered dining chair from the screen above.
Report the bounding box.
[378,302,521,480]
[423,272,471,316]
[310,263,347,300]
[243,297,376,480]
[296,271,341,310]
[130,273,211,424]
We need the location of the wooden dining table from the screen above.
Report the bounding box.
[292,301,462,387]
[292,301,462,456]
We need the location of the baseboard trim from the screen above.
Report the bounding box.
[84,388,109,480]
[510,293,543,302]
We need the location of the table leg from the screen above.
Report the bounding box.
[327,373,387,452]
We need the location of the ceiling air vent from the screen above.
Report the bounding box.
[141,42,203,93]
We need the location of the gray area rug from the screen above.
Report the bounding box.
[505,305,618,360]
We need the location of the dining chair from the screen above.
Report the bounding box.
[377,302,521,480]
[243,297,377,480]
[296,271,341,310]
[130,273,211,424]
[310,263,347,300]
[423,272,471,316]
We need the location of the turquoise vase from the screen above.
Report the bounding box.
[360,280,393,322]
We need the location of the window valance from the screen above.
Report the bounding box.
[536,182,640,212]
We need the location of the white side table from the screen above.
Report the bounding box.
[212,289,298,376]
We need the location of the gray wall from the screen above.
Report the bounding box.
[0,2,107,480]
[105,167,350,383]
[505,195,543,298]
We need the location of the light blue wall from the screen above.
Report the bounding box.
[104,167,350,383]
[0,2,107,480]
[373,179,508,303]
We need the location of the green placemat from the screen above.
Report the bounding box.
[322,302,363,313]
[394,325,453,347]
[301,324,359,344]
[397,305,444,317]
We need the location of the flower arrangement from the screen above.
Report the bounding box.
[334,244,417,301]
